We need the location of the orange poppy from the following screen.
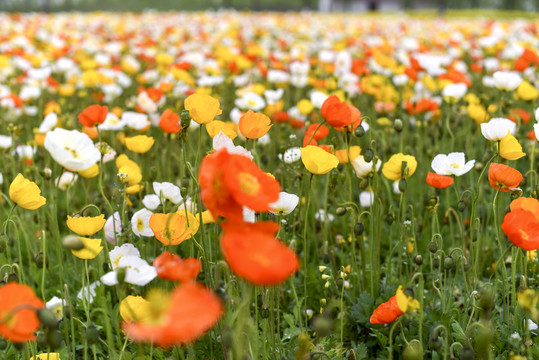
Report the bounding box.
[220,221,299,286]
[149,212,199,246]
[305,123,329,141]
[320,95,361,131]
[510,197,539,219]
[426,172,454,189]
[501,209,539,251]
[370,286,419,325]
[123,282,223,347]
[78,104,108,127]
[488,163,523,192]
[159,109,182,134]
[199,149,281,221]
[239,110,273,139]
[153,251,201,282]
[0,282,44,342]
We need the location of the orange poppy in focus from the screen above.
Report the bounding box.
[488,163,523,192]
[426,172,454,189]
[153,251,201,282]
[501,209,539,251]
[239,110,273,139]
[198,149,281,221]
[123,282,223,348]
[159,109,182,134]
[0,282,44,342]
[78,104,108,127]
[149,212,199,246]
[220,221,299,286]
[370,286,420,325]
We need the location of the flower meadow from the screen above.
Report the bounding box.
[0,10,539,360]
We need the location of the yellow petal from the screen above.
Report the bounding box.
[9,173,47,210]
[125,135,155,153]
[71,237,103,260]
[300,146,339,175]
[500,131,526,160]
[120,296,153,323]
[66,214,106,236]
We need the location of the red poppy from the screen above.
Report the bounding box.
[153,251,201,283]
[426,172,454,189]
[199,149,281,221]
[123,282,223,347]
[305,123,329,141]
[220,221,299,286]
[370,294,403,324]
[320,95,361,131]
[0,282,44,342]
[159,109,182,134]
[488,163,523,192]
[78,104,108,127]
[501,209,539,251]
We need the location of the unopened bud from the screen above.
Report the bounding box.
[363,148,374,163]
[336,207,347,216]
[62,235,84,250]
[354,125,365,137]
[393,119,403,132]
[37,309,58,329]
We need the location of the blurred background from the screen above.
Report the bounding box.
[0,0,538,13]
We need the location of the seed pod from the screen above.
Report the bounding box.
[354,126,365,137]
[363,148,374,163]
[354,222,364,236]
[37,309,58,330]
[336,207,347,216]
[86,324,99,345]
[428,241,438,254]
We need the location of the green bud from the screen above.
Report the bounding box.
[402,340,423,360]
[7,273,18,283]
[459,346,474,360]
[34,252,44,269]
[443,256,454,270]
[354,125,365,137]
[180,110,191,128]
[37,309,58,329]
[336,207,347,216]
[354,222,364,236]
[393,119,403,132]
[312,316,332,338]
[432,257,440,269]
[414,254,423,266]
[62,235,84,250]
[428,241,438,254]
[363,148,374,163]
[457,200,466,212]
[429,336,443,351]
[260,308,270,319]
[86,324,99,345]
[46,330,62,350]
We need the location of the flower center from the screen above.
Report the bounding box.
[239,172,260,195]
[137,218,144,232]
[450,163,460,169]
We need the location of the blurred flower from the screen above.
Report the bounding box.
[184,93,222,125]
[71,237,103,260]
[493,71,522,91]
[0,282,44,342]
[149,212,199,246]
[159,109,182,134]
[125,135,154,154]
[104,212,122,244]
[499,131,525,160]
[120,296,152,323]
[270,192,299,215]
[78,104,108,127]
[239,110,272,139]
[153,251,201,282]
[55,172,78,190]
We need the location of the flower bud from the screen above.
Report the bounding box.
[34,252,44,269]
[180,110,191,129]
[62,235,84,251]
[336,207,347,216]
[459,346,474,360]
[443,256,454,270]
[354,222,364,236]
[393,119,403,132]
[46,329,62,350]
[428,241,438,254]
[457,200,467,212]
[354,125,365,137]
[37,309,58,329]
[260,307,270,319]
[363,148,374,163]
[414,254,423,266]
[402,340,423,360]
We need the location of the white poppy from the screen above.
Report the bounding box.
[136,91,157,113]
[493,71,522,91]
[77,280,101,304]
[98,113,126,131]
[142,194,161,210]
[534,123,539,142]
[104,212,122,244]
[279,147,301,163]
[38,112,58,133]
[264,88,284,104]
[122,111,150,130]
[442,83,467,99]
[480,117,516,141]
[235,92,266,111]
[100,255,156,286]
[153,182,182,204]
[213,132,253,159]
[270,192,299,215]
[360,190,375,207]
[315,209,334,222]
[55,172,78,190]
[46,296,65,320]
[131,209,154,237]
[310,91,329,108]
[351,156,380,178]
[44,128,101,171]
[431,152,475,176]
[0,135,12,149]
[109,243,140,269]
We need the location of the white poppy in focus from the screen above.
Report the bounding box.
[270,192,299,215]
[480,117,516,141]
[431,152,475,176]
[153,181,182,204]
[131,209,154,237]
[44,128,101,171]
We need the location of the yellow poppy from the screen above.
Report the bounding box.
[125,135,155,154]
[206,120,237,139]
[9,173,47,210]
[499,131,525,160]
[118,165,142,186]
[71,237,103,260]
[184,93,222,124]
[66,214,106,236]
[239,110,273,139]
[31,354,61,360]
[382,153,417,181]
[300,146,339,175]
[78,164,99,178]
[335,146,361,164]
[120,296,153,323]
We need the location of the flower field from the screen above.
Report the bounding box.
[0,10,539,360]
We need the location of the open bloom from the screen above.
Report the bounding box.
[78,104,108,127]
[431,152,475,176]
[501,197,539,251]
[382,153,417,181]
[426,172,454,189]
[159,109,182,134]
[300,146,339,175]
[0,282,44,342]
[480,118,516,141]
[488,163,523,192]
[67,214,106,236]
[239,110,273,139]
[101,253,156,286]
[71,237,103,260]
[9,173,46,210]
[122,282,223,347]
[149,212,200,246]
[320,95,361,131]
[370,286,420,324]
[184,93,222,124]
[352,156,381,178]
[493,71,522,91]
[131,209,154,237]
[44,128,101,171]
[270,192,300,215]
[125,135,154,153]
[220,221,299,285]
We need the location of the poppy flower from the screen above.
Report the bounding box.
[481,118,516,141]
[382,153,418,181]
[78,164,99,179]
[199,149,280,221]
[149,212,200,246]
[431,152,474,176]
[300,145,339,175]
[305,123,329,141]
[184,93,222,125]
[501,209,539,251]
[71,237,103,260]
[159,109,182,134]
[499,131,525,160]
[120,296,153,323]
[9,173,46,210]
[66,214,106,236]
[335,146,361,164]
[122,282,223,347]
[78,104,108,127]
[153,251,201,282]
[426,172,454,189]
[44,128,101,171]
[488,163,523,192]
[206,120,237,139]
[239,110,273,139]
[370,286,420,325]
[0,282,44,342]
[220,221,299,286]
[320,95,361,131]
[125,135,155,154]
